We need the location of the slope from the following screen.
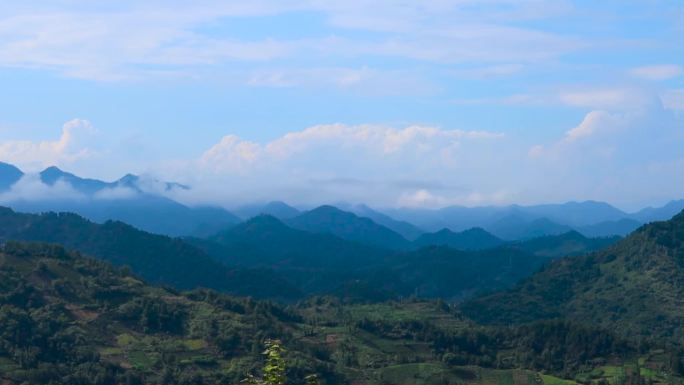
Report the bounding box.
[461,210,684,344]
[513,231,620,259]
[348,204,424,240]
[0,207,296,299]
[0,241,650,385]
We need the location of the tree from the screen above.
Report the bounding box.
[243,340,318,385]
[243,339,286,385]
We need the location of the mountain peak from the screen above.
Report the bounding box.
[234,214,291,233]
[41,165,68,176]
[290,205,410,249]
[414,226,503,250]
[0,162,24,191]
[311,204,345,213]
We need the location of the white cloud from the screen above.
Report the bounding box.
[0,1,590,82]
[630,65,683,80]
[396,188,510,209]
[452,87,665,110]
[0,173,86,203]
[164,123,509,207]
[200,124,503,174]
[200,135,260,173]
[0,119,98,171]
[557,88,654,110]
[525,99,684,205]
[398,189,445,208]
[246,67,436,94]
[563,111,626,143]
[93,186,138,200]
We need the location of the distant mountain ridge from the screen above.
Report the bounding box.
[413,227,504,250]
[38,165,189,195]
[0,162,240,237]
[2,161,683,240]
[287,205,412,250]
[233,201,302,220]
[383,200,684,238]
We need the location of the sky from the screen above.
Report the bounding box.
[0,0,682,210]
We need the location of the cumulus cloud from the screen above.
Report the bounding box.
[0,119,99,171]
[563,111,627,143]
[525,99,684,205]
[199,124,503,174]
[165,123,509,207]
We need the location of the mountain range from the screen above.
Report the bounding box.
[1,207,681,384]
[0,207,297,299]
[1,164,684,384]
[0,162,241,237]
[192,214,620,301]
[0,202,618,302]
[1,161,683,244]
[383,200,684,238]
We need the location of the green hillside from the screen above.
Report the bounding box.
[1,241,668,385]
[0,207,298,299]
[462,210,684,345]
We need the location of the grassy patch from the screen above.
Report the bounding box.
[99,347,123,356]
[116,333,137,347]
[541,374,578,385]
[128,350,155,371]
[639,367,658,378]
[183,339,207,351]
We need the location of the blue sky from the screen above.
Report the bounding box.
[0,0,682,210]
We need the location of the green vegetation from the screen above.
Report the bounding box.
[0,206,618,304]
[0,207,299,299]
[462,210,684,345]
[2,240,677,384]
[196,214,614,301]
[2,205,684,384]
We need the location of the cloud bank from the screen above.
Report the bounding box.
[0,119,99,171]
[1,104,683,210]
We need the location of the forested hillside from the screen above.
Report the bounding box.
[462,210,684,345]
[0,207,298,299]
[0,241,671,385]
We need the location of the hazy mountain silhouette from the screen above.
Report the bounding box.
[381,200,677,238]
[577,218,642,237]
[287,205,411,250]
[413,227,503,250]
[347,203,424,240]
[631,200,684,223]
[233,201,301,220]
[0,163,240,237]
